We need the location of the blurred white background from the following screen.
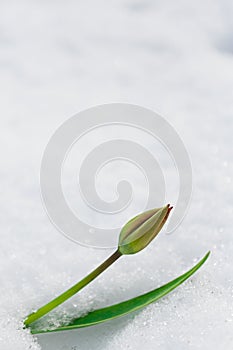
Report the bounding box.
[0,1,233,349]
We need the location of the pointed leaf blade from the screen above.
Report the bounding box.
[30,251,210,334]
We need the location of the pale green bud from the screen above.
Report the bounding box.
[118,204,173,255]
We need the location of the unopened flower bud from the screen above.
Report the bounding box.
[118,204,173,255]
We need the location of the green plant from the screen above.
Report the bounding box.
[24,204,210,334]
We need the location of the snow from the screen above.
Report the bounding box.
[0,0,233,349]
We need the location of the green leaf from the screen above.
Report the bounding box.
[30,251,210,334]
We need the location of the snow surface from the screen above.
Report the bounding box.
[0,0,233,349]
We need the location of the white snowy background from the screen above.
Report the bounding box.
[0,0,233,349]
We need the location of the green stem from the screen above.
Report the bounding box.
[24,250,122,326]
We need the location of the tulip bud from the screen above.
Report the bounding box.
[118,204,173,255]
